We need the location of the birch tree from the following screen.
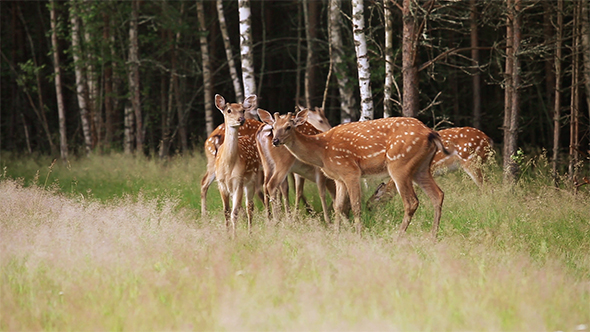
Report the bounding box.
[239,0,256,97]
[217,0,243,103]
[198,0,214,136]
[82,0,100,147]
[329,0,357,123]
[70,0,92,155]
[50,0,68,162]
[352,0,374,121]
[128,0,143,154]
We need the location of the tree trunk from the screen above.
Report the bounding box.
[569,1,581,180]
[82,0,100,149]
[543,1,555,132]
[503,0,521,184]
[304,0,319,108]
[552,0,563,183]
[239,0,256,97]
[329,0,357,123]
[217,0,243,103]
[159,27,174,160]
[402,0,419,117]
[174,3,188,152]
[352,0,374,121]
[124,103,134,154]
[198,0,214,137]
[470,0,481,129]
[384,0,394,118]
[103,12,114,150]
[70,0,93,155]
[50,0,68,163]
[128,0,143,154]
[581,0,590,161]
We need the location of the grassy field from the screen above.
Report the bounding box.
[1,152,589,331]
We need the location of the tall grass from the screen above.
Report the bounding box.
[1,152,589,330]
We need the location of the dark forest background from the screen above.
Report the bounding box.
[1,0,588,183]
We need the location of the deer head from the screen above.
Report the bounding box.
[215,94,257,128]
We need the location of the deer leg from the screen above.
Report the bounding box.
[343,177,363,234]
[315,172,331,224]
[293,174,312,214]
[230,183,244,239]
[268,171,288,221]
[245,184,256,234]
[279,177,290,215]
[333,180,349,232]
[218,184,231,232]
[200,169,216,216]
[413,169,444,239]
[391,176,419,236]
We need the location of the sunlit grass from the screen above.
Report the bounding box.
[1,152,589,330]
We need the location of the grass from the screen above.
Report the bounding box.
[1,151,589,331]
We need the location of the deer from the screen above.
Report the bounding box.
[200,106,330,216]
[367,126,493,209]
[261,109,449,238]
[256,108,334,223]
[213,94,262,237]
[200,105,261,216]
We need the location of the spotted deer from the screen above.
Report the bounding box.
[367,127,493,208]
[257,108,335,223]
[200,105,261,216]
[213,94,262,237]
[268,110,448,238]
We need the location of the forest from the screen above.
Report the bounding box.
[1,0,589,184]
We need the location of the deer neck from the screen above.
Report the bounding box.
[283,130,326,168]
[219,124,240,166]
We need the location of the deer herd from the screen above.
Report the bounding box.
[202,94,494,239]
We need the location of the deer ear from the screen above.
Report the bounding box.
[243,95,257,111]
[215,94,226,112]
[258,109,273,125]
[294,110,308,127]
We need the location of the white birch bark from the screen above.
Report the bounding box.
[50,0,68,162]
[198,0,214,136]
[70,0,92,155]
[352,0,373,121]
[82,0,100,145]
[239,0,256,97]
[217,0,243,103]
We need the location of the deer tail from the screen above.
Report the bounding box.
[428,132,450,155]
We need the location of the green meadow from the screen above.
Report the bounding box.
[1,152,589,331]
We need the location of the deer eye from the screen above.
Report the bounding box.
[286,125,292,131]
